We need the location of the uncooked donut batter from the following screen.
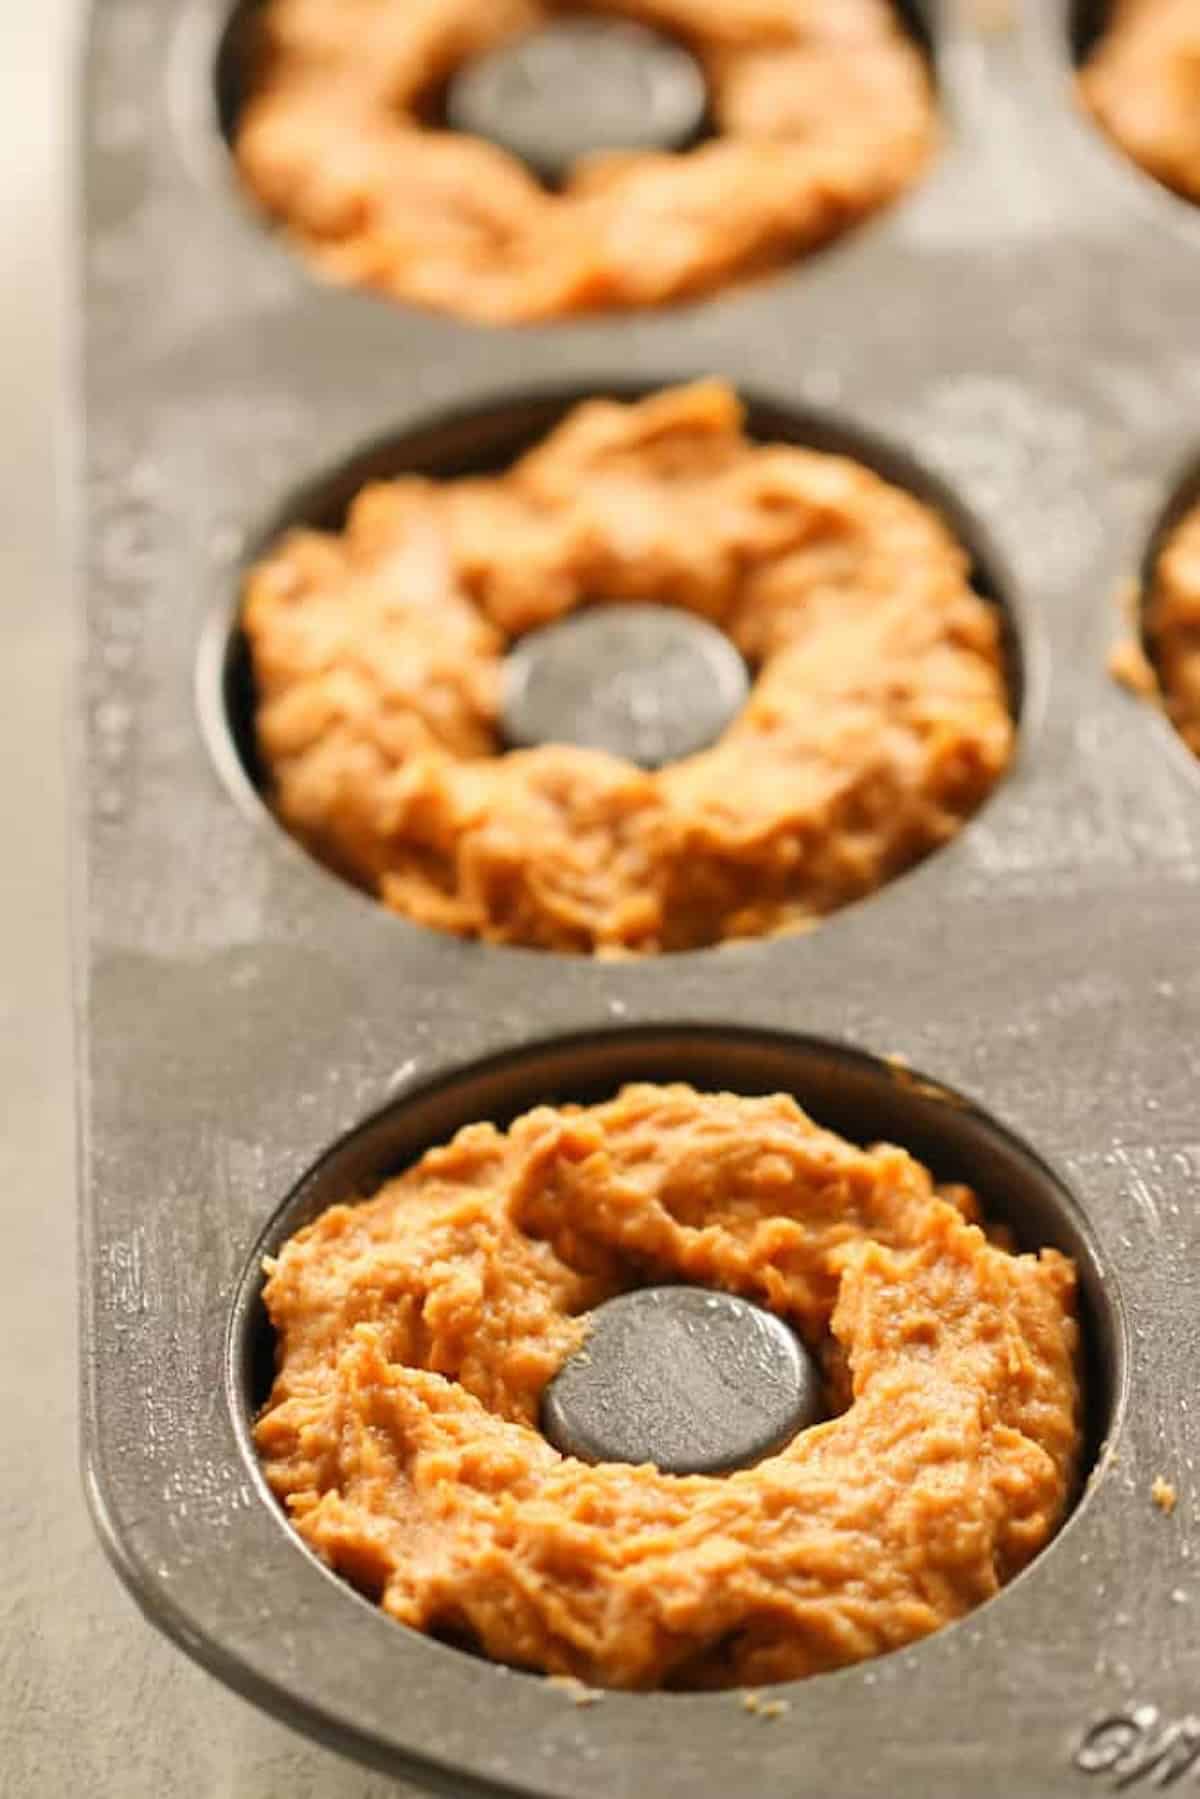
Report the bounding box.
[1079,0,1200,204]
[255,1083,1083,1690]
[243,383,1013,955]
[1141,499,1200,756]
[234,0,936,322]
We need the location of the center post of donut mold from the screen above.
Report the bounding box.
[443,18,708,183]
[501,603,751,768]
[541,1286,824,1475]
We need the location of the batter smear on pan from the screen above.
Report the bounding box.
[1079,0,1200,204]
[255,1084,1083,1690]
[234,0,936,323]
[243,383,1013,955]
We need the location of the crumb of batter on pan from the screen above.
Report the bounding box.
[547,1675,603,1707]
[1153,1476,1178,1515]
[741,1691,790,1721]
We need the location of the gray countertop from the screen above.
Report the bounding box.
[0,9,407,1793]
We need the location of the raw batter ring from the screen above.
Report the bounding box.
[1078,0,1200,206]
[255,1082,1083,1691]
[241,381,1015,956]
[1140,496,1200,758]
[232,0,937,323]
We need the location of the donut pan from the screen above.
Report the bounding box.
[77,0,1200,1793]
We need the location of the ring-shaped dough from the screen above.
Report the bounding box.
[1079,0,1200,205]
[243,383,1014,955]
[255,1083,1082,1690]
[1143,500,1200,756]
[235,0,936,322]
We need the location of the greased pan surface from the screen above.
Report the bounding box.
[79,1,1200,1793]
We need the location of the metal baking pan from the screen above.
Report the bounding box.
[77,1,1200,1793]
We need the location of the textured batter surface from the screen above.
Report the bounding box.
[1079,0,1200,203]
[234,0,935,322]
[256,1084,1083,1691]
[244,383,1013,954]
[1143,500,1200,755]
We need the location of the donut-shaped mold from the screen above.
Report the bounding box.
[236,382,1016,954]
[222,0,937,322]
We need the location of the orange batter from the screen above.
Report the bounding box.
[1079,0,1200,203]
[255,1083,1083,1690]
[243,383,1013,954]
[1140,500,1200,755]
[234,0,935,322]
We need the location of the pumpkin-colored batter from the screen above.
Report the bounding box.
[1079,0,1200,203]
[234,0,935,323]
[243,383,1013,954]
[255,1083,1082,1690]
[1141,499,1200,756]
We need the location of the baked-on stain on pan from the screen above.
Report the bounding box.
[79,1,1200,1795]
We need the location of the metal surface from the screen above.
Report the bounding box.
[6,10,416,1795]
[502,604,750,765]
[444,19,707,182]
[541,1286,823,1474]
[77,1,1200,1796]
